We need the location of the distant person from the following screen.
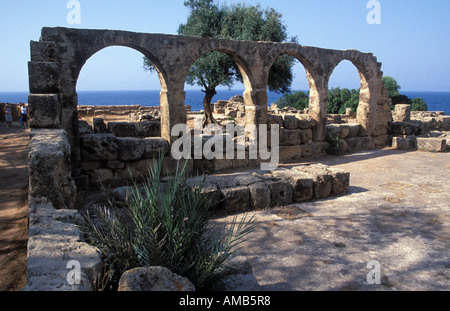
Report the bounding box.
[20,103,28,128]
[4,104,13,128]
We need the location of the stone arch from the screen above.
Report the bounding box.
[74,45,168,94]
[267,45,331,141]
[327,52,380,135]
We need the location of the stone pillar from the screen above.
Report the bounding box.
[308,74,328,142]
[356,80,377,137]
[160,90,187,143]
[244,88,268,126]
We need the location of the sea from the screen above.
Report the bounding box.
[1,90,449,115]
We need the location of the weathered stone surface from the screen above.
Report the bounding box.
[266,180,294,207]
[283,115,298,130]
[296,114,316,129]
[300,128,313,144]
[135,121,161,137]
[345,137,363,153]
[392,136,417,150]
[28,61,60,93]
[118,266,195,291]
[416,137,446,152]
[278,145,303,161]
[117,137,146,161]
[392,104,411,122]
[248,182,271,210]
[79,120,93,135]
[271,169,313,203]
[28,94,61,128]
[292,164,333,199]
[93,118,106,133]
[107,121,161,138]
[24,199,103,291]
[280,129,302,146]
[328,169,350,197]
[29,129,76,209]
[80,134,118,162]
[88,168,114,188]
[346,124,362,138]
[372,134,392,147]
[220,186,251,214]
[143,138,169,159]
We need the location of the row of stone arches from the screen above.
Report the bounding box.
[28,27,387,165]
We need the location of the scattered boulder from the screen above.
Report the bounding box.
[118,266,195,291]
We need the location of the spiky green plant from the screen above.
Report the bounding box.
[80,153,257,290]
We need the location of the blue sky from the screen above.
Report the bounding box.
[0,0,449,92]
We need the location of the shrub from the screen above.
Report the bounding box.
[80,153,257,291]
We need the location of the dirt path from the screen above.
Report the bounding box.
[0,122,29,291]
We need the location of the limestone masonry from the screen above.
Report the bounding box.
[25,27,447,291]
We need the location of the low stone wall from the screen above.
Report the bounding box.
[113,163,350,216]
[25,129,103,291]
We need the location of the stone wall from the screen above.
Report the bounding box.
[25,129,103,290]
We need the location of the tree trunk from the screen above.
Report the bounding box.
[202,88,218,127]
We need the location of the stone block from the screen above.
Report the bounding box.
[302,144,313,158]
[280,129,302,146]
[361,137,375,150]
[28,61,60,93]
[266,180,293,207]
[248,182,271,210]
[300,128,313,144]
[135,121,161,137]
[372,134,392,147]
[271,170,313,203]
[89,169,114,188]
[278,145,302,161]
[297,115,316,129]
[28,94,61,128]
[392,136,416,150]
[292,165,333,199]
[329,169,350,197]
[80,134,118,162]
[108,122,136,137]
[416,137,446,152]
[28,129,76,209]
[143,138,169,158]
[345,137,363,153]
[393,104,411,122]
[346,124,362,138]
[118,267,195,291]
[312,141,329,157]
[220,186,251,214]
[117,137,146,161]
[283,115,298,129]
[93,118,106,133]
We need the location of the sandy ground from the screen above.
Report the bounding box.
[0,122,29,291]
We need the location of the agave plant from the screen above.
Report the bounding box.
[80,153,257,290]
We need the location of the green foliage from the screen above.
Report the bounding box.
[382,76,401,98]
[391,94,412,107]
[411,97,428,111]
[145,0,295,95]
[327,87,360,114]
[274,90,309,111]
[80,153,257,291]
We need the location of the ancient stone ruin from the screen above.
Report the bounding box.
[25,27,424,290]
